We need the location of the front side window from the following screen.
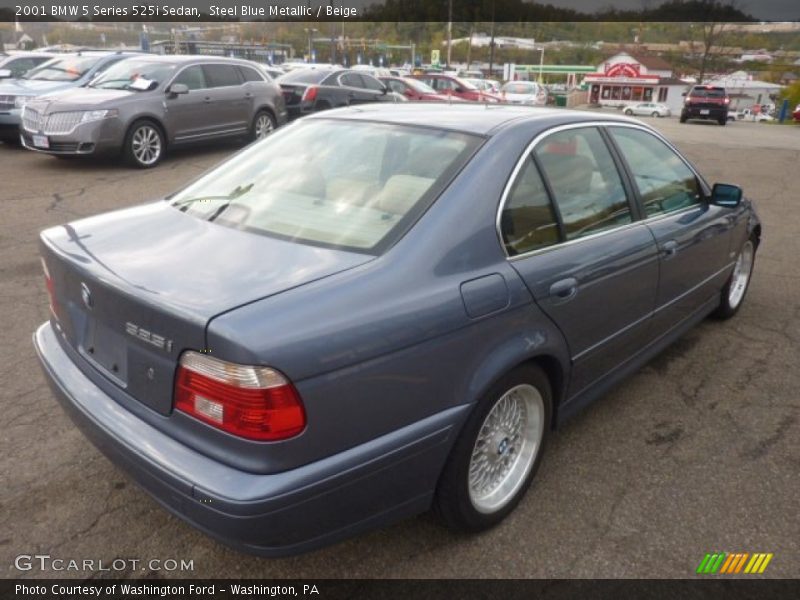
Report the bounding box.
[500,157,560,256]
[534,127,632,240]
[609,127,702,217]
[172,65,207,90]
[170,121,481,253]
[361,74,385,91]
[385,80,406,94]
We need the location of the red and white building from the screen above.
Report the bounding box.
[585,51,688,114]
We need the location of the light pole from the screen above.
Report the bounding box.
[304,27,318,62]
[538,46,545,84]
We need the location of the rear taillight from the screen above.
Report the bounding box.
[724,97,730,104]
[175,351,306,441]
[301,86,318,102]
[40,257,59,320]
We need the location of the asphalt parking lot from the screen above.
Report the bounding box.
[1,116,798,579]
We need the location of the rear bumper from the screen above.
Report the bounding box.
[34,322,465,556]
[682,106,727,120]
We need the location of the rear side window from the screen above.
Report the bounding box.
[203,64,242,87]
[609,127,703,217]
[534,128,632,240]
[339,73,363,88]
[500,157,560,256]
[172,65,207,90]
[239,66,264,82]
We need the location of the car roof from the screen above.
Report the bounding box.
[110,54,256,65]
[307,103,646,136]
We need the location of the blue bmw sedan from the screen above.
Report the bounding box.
[34,104,760,556]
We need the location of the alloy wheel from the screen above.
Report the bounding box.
[131,125,162,166]
[468,384,545,514]
[728,240,754,309]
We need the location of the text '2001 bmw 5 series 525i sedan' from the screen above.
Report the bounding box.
[34,104,761,556]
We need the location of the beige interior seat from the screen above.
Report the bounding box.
[326,177,379,207]
[375,174,435,215]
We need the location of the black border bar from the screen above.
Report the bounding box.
[3,579,800,600]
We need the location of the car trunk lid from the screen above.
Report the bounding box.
[40,201,373,415]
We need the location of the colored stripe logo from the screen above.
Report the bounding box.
[696,552,773,574]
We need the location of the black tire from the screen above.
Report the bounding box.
[314,100,332,111]
[249,110,276,142]
[624,109,633,116]
[718,118,727,126]
[713,236,756,320]
[434,364,552,533]
[123,120,164,168]
[652,111,660,117]
[680,114,688,123]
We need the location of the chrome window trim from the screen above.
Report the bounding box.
[496,120,711,262]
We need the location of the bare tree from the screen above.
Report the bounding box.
[695,0,740,83]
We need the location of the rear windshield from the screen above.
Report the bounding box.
[279,69,330,84]
[502,83,536,94]
[170,120,481,253]
[691,87,726,97]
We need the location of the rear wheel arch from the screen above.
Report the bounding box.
[461,347,567,435]
[255,105,277,122]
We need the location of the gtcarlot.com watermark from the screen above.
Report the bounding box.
[14,554,194,573]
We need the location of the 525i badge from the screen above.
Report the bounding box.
[125,322,173,352]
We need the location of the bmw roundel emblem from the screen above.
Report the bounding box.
[81,282,93,310]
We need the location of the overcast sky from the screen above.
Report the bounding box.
[530,0,797,21]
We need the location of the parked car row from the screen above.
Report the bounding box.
[277,67,406,119]
[1,51,288,167]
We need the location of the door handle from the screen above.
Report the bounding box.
[549,277,579,301]
[244,92,252,98]
[662,240,679,259]
[203,96,212,103]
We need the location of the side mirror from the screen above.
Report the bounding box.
[168,83,189,96]
[681,92,687,97]
[0,69,12,79]
[380,85,388,95]
[709,183,742,208]
[454,86,465,94]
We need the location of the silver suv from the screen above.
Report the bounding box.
[20,55,288,167]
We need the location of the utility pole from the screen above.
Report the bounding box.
[488,1,496,77]
[446,0,452,69]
